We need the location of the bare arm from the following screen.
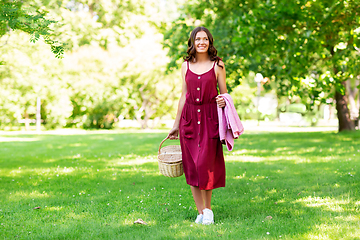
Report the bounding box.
[215,60,227,107]
[168,62,188,139]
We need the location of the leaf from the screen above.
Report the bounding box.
[134,218,148,225]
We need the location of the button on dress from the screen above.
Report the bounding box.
[179,61,226,190]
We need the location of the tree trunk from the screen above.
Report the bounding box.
[24,111,30,131]
[135,105,146,129]
[330,46,355,132]
[335,82,355,131]
[346,79,359,120]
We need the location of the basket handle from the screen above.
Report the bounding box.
[158,136,180,154]
[158,137,169,154]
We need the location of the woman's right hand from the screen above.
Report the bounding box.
[168,127,179,140]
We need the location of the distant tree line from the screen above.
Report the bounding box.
[2,0,359,132]
[0,0,180,129]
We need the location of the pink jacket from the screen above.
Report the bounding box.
[217,93,244,151]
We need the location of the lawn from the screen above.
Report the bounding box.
[0,129,359,239]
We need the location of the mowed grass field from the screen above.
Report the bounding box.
[0,129,359,239]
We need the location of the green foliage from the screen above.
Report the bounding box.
[287,104,307,114]
[162,0,360,104]
[119,68,181,128]
[0,0,65,58]
[231,75,257,120]
[68,64,130,129]
[161,20,193,71]
[0,32,71,128]
[46,0,146,51]
[0,1,181,129]
[0,130,359,238]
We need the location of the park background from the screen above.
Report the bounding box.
[1,0,359,239]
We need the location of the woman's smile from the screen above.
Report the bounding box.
[194,31,209,52]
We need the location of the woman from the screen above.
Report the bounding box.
[168,26,227,225]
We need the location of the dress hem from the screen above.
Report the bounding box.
[187,183,226,191]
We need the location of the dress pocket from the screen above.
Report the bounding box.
[181,117,194,139]
[207,117,219,139]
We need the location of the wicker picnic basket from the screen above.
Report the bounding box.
[157,137,183,178]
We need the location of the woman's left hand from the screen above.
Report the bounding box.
[216,96,226,108]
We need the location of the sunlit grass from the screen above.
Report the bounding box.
[0,130,359,239]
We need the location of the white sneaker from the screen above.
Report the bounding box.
[202,208,214,225]
[195,214,203,224]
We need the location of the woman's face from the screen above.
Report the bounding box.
[194,31,209,53]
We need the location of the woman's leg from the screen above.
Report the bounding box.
[201,190,214,224]
[190,186,205,214]
[201,190,212,209]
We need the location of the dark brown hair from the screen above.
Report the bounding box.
[184,26,223,68]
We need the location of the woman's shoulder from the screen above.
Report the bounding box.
[181,61,188,69]
[181,61,188,75]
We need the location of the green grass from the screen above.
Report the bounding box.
[0,129,359,239]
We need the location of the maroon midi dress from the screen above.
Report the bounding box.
[179,61,226,190]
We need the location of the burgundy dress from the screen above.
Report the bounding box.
[179,61,226,190]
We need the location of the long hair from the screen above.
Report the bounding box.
[184,26,223,68]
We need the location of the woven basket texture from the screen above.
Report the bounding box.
[158,139,183,177]
[158,161,183,178]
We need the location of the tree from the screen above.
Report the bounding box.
[120,69,180,129]
[0,31,72,128]
[163,0,360,131]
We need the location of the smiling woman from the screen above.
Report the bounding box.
[167,26,228,225]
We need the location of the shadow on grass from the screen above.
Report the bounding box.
[1,130,359,239]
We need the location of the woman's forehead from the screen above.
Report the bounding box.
[195,31,208,38]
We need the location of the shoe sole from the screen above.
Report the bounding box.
[202,221,214,225]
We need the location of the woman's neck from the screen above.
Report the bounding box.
[194,53,210,63]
